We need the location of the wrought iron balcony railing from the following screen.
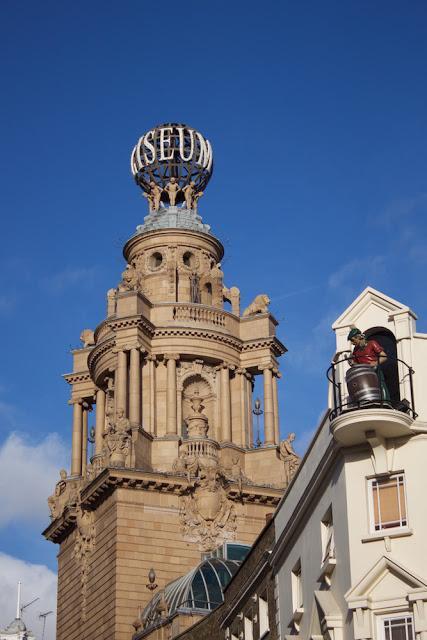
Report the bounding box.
[327,355,417,421]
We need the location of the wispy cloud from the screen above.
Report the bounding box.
[328,255,385,293]
[41,266,98,294]
[376,193,427,226]
[0,432,68,527]
[0,552,57,640]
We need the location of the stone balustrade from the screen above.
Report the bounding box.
[179,437,220,462]
[173,304,226,327]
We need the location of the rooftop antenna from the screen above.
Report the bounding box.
[18,596,40,617]
[16,581,21,619]
[39,611,53,640]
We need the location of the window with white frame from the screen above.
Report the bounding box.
[381,614,414,640]
[321,507,335,564]
[368,473,408,532]
[291,560,303,611]
[258,594,269,637]
[244,615,253,640]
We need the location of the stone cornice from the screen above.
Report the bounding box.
[42,505,78,544]
[63,371,91,385]
[43,468,283,544]
[242,336,287,356]
[87,338,115,373]
[154,327,242,350]
[109,315,155,336]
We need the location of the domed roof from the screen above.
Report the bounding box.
[4,617,27,632]
[141,558,240,631]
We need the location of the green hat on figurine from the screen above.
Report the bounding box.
[347,327,362,341]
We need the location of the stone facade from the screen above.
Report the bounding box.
[44,138,298,639]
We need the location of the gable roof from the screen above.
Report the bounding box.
[332,287,416,330]
[345,555,427,605]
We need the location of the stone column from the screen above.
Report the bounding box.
[220,363,232,442]
[95,388,106,456]
[236,368,247,447]
[272,369,281,445]
[260,365,275,445]
[129,347,141,426]
[177,386,183,436]
[165,354,179,435]
[147,355,157,434]
[71,399,83,476]
[81,406,88,476]
[115,349,128,416]
[246,374,254,447]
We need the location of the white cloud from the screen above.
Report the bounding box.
[328,256,385,292]
[41,266,98,293]
[0,432,68,527]
[0,552,56,640]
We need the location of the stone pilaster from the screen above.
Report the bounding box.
[220,363,232,442]
[165,354,179,435]
[129,347,141,426]
[115,348,128,416]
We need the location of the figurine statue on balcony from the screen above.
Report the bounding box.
[347,328,390,401]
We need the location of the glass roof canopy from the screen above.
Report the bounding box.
[142,558,241,630]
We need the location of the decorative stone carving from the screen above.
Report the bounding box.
[279,433,301,485]
[179,465,236,551]
[104,408,132,467]
[107,288,117,316]
[143,181,163,212]
[185,389,209,438]
[80,329,95,348]
[72,505,95,622]
[47,469,68,519]
[118,263,139,292]
[190,272,201,303]
[164,177,180,206]
[47,470,81,520]
[242,294,270,317]
[223,286,240,316]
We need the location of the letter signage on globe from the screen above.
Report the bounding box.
[131,123,213,201]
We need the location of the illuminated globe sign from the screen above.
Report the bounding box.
[131,123,213,210]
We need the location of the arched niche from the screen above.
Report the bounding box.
[364,326,400,405]
[180,373,216,439]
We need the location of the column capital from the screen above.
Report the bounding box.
[68,397,84,406]
[272,367,282,378]
[145,354,157,363]
[236,367,247,376]
[216,362,235,371]
[258,363,274,373]
[164,353,180,362]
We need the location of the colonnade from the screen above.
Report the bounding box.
[69,349,282,476]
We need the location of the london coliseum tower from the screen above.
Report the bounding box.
[44,124,294,640]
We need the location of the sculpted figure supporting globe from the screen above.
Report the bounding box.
[144,181,163,212]
[164,177,180,206]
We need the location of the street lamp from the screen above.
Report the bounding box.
[252,398,263,448]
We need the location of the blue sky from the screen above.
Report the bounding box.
[0,1,426,636]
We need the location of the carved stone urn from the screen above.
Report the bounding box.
[185,389,209,438]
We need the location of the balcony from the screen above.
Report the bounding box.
[327,356,417,446]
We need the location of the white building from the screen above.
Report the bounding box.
[271,287,427,640]
[0,583,35,640]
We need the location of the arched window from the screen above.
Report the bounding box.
[364,327,400,405]
[201,282,212,306]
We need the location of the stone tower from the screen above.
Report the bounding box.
[44,124,294,640]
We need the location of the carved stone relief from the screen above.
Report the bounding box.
[72,505,96,622]
[179,465,236,551]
